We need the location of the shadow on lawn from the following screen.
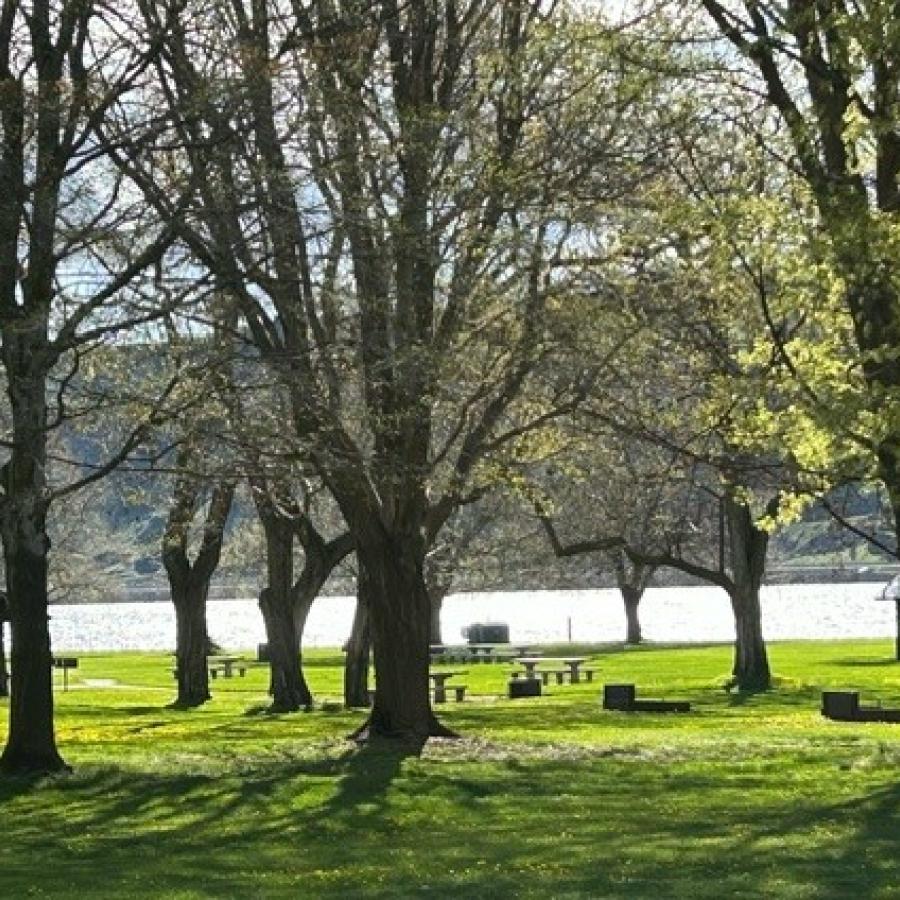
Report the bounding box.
[830,656,900,668]
[2,747,899,898]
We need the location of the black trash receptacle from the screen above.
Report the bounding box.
[603,684,636,710]
[257,643,270,663]
[465,623,510,644]
[822,690,859,720]
[509,678,541,699]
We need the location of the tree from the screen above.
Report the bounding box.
[696,1,900,552]
[162,442,235,708]
[0,0,194,773]
[251,475,353,711]
[123,0,656,742]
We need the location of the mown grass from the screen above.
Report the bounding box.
[2,640,900,898]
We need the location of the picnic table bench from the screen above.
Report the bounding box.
[171,657,248,680]
[209,659,247,679]
[538,666,599,686]
[603,683,691,713]
[430,670,468,703]
[514,656,591,684]
[822,690,900,723]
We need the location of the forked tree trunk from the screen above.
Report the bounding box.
[257,509,309,712]
[252,482,354,712]
[725,495,771,691]
[163,469,235,708]
[291,527,353,710]
[344,576,371,708]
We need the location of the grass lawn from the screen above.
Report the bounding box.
[2,640,900,898]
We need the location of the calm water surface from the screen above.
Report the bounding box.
[47,582,897,652]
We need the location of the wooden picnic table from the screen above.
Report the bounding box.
[429,669,467,703]
[207,656,246,678]
[514,656,589,683]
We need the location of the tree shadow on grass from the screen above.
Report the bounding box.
[830,657,900,668]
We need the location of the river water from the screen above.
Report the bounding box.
[45,582,897,652]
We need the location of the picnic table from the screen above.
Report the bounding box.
[429,669,467,703]
[514,656,590,684]
[208,656,247,678]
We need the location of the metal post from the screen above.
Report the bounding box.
[895,600,900,662]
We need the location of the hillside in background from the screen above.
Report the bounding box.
[44,468,899,604]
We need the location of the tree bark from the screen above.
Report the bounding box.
[613,552,653,645]
[724,495,771,691]
[171,571,212,707]
[254,498,309,712]
[344,575,371,708]
[0,530,66,773]
[252,483,354,712]
[0,340,66,773]
[351,536,453,742]
[622,587,643,645]
[163,468,235,708]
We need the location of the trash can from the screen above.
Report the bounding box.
[509,678,541,699]
[463,623,509,644]
[257,643,270,663]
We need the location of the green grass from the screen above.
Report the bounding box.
[3,640,900,898]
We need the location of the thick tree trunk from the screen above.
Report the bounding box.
[171,574,211,707]
[163,469,234,708]
[1,537,65,773]
[0,348,67,773]
[613,553,652,646]
[353,537,452,742]
[344,578,371,708]
[725,495,771,692]
[622,587,642,645]
[259,584,309,712]
[257,511,309,712]
[729,585,770,692]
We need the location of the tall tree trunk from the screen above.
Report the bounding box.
[0,347,66,773]
[256,506,308,712]
[163,465,235,708]
[344,573,371,708]
[613,552,653,645]
[353,534,452,742]
[622,586,642,645]
[171,571,211,707]
[725,495,771,691]
[292,521,354,710]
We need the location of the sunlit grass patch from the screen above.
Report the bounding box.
[1,640,899,897]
